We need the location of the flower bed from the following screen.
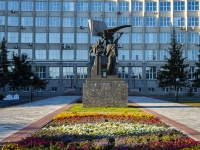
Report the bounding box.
[2,112,200,150]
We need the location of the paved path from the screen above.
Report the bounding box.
[129,96,200,141]
[0,96,80,142]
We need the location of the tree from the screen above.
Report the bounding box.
[157,29,189,92]
[192,49,200,88]
[0,38,10,88]
[9,54,47,91]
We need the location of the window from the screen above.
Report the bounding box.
[160,2,170,11]
[35,33,46,43]
[145,33,157,43]
[76,33,88,43]
[149,88,154,92]
[0,32,5,40]
[91,2,102,12]
[35,50,46,60]
[49,2,60,11]
[118,67,128,79]
[176,33,185,43]
[21,33,33,43]
[49,67,60,79]
[90,17,102,21]
[63,2,74,11]
[174,1,185,11]
[63,67,73,79]
[37,88,44,92]
[36,2,47,11]
[35,17,47,26]
[132,33,143,43]
[118,2,129,12]
[145,17,157,27]
[49,17,60,27]
[132,50,143,60]
[49,50,60,60]
[104,18,116,27]
[0,16,5,25]
[63,33,74,43]
[160,33,170,43]
[9,86,15,92]
[21,49,32,60]
[7,49,18,59]
[7,32,18,43]
[90,36,99,44]
[132,2,143,11]
[174,17,184,27]
[21,17,33,26]
[51,87,57,92]
[49,33,60,43]
[76,17,88,27]
[188,50,198,60]
[160,50,169,60]
[118,17,129,26]
[188,1,199,11]
[188,17,199,26]
[189,67,197,79]
[145,50,157,60]
[8,17,18,26]
[132,67,142,79]
[0,1,5,10]
[63,17,74,27]
[118,50,129,60]
[35,66,46,79]
[132,17,143,27]
[118,33,129,43]
[146,2,157,11]
[163,88,169,93]
[188,33,199,43]
[23,87,29,92]
[8,1,19,11]
[160,17,171,27]
[105,2,116,12]
[146,67,157,79]
[77,2,88,11]
[62,50,74,60]
[76,50,88,60]
[77,67,87,79]
[21,1,33,11]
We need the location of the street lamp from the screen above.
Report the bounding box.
[70,74,74,88]
[131,73,136,89]
[30,76,34,101]
[176,78,180,102]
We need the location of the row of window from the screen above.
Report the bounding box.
[6,49,200,62]
[0,16,199,27]
[0,32,199,44]
[0,1,199,12]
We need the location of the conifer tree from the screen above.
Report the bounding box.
[157,29,189,90]
[0,38,10,88]
[192,49,200,88]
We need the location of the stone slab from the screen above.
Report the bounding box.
[83,77,128,107]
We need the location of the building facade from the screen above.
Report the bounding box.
[0,0,200,96]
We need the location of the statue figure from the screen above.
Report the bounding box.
[90,39,104,55]
[105,33,123,75]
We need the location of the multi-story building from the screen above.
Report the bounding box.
[0,0,200,97]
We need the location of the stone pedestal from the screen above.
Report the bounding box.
[83,76,128,107]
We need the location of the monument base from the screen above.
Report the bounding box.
[83,76,128,107]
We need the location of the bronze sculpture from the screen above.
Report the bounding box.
[88,19,131,76]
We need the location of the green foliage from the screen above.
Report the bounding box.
[0,38,10,88]
[192,50,200,88]
[66,104,142,113]
[9,53,47,90]
[157,28,189,89]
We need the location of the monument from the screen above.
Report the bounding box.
[83,19,131,107]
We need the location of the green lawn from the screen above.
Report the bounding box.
[66,104,143,113]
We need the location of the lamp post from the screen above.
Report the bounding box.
[30,76,34,101]
[176,78,179,102]
[131,73,136,89]
[70,74,74,88]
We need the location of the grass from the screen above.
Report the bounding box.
[165,99,200,108]
[66,104,143,113]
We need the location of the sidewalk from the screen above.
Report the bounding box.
[0,96,80,148]
[129,96,200,141]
